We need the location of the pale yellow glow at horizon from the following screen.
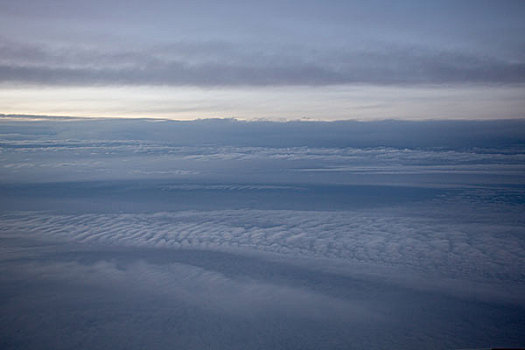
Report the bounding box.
[1,84,524,121]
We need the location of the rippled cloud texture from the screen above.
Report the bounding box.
[1,116,525,349]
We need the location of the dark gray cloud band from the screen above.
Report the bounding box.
[1,40,524,86]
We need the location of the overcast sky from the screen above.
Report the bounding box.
[1,0,524,120]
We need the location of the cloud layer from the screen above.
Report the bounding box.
[2,39,525,86]
[1,1,524,87]
[2,117,525,186]
[2,200,524,284]
[1,117,525,349]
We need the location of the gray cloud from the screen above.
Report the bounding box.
[5,242,523,350]
[2,200,524,285]
[1,117,525,349]
[1,39,524,86]
[2,116,525,149]
[2,192,525,349]
[1,118,524,186]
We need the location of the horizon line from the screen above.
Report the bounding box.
[2,113,525,123]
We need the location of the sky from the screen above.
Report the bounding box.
[1,0,525,120]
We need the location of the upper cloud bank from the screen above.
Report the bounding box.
[1,1,524,87]
[1,39,524,87]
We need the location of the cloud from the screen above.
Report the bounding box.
[2,203,525,349]
[4,256,377,323]
[1,118,524,185]
[2,116,525,149]
[1,122,524,349]
[1,39,524,87]
[0,251,386,349]
[2,199,524,286]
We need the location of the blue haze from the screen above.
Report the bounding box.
[1,116,525,349]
